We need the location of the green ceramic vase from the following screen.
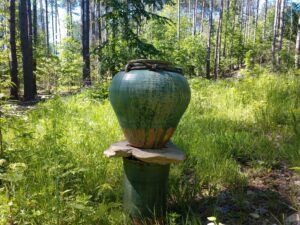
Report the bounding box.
[109,60,191,148]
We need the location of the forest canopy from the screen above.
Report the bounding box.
[0,0,299,100]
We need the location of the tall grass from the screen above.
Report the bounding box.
[0,71,299,224]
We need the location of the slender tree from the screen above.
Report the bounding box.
[27,0,33,39]
[216,0,224,77]
[272,0,280,65]
[33,0,37,44]
[222,0,230,57]
[253,0,259,44]
[295,15,300,69]
[51,0,55,52]
[81,0,91,85]
[39,0,45,35]
[263,0,268,40]
[177,0,180,40]
[200,0,205,32]
[9,0,19,99]
[96,1,102,44]
[45,0,49,51]
[91,0,96,45]
[277,0,285,64]
[193,0,198,36]
[206,0,213,79]
[19,0,35,101]
[287,1,293,63]
[55,0,58,45]
[32,0,37,95]
[27,0,36,95]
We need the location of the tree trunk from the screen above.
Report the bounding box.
[263,0,268,40]
[277,0,285,64]
[272,0,280,66]
[81,0,91,85]
[55,0,58,46]
[188,0,191,24]
[45,0,49,52]
[9,0,19,99]
[287,2,293,64]
[96,1,102,44]
[253,0,259,44]
[217,0,224,77]
[51,0,55,51]
[27,0,37,96]
[39,0,45,35]
[91,0,96,46]
[27,0,33,39]
[32,0,37,95]
[295,16,300,69]
[206,0,213,79]
[33,0,37,44]
[193,0,198,36]
[222,0,230,57]
[19,0,35,101]
[177,0,180,40]
[200,0,205,32]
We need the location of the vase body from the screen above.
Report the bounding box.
[109,64,190,148]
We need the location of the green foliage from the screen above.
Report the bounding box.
[97,0,172,75]
[59,37,82,87]
[81,82,110,101]
[1,71,299,224]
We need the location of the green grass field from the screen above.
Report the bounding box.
[1,70,300,224]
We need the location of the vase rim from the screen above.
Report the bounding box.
[122,59,183,74]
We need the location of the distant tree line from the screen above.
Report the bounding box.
[1,0,299,101]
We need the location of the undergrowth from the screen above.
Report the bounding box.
[0,70,299,224]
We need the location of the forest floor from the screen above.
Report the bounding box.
[212,165,300,224]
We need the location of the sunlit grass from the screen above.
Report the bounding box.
[0,72,299,224]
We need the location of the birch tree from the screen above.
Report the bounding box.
[295,15,300,69]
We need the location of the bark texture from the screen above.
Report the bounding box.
[81,0,91,85]
[206,0,213,79]
[19,0,35,101]
[9,0,19,99]
[295,16,300,69]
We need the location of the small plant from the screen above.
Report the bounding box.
[207,216,225,225]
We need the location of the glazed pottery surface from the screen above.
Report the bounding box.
[109,63,191,148]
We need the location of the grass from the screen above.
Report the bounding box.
[0,70,300,224]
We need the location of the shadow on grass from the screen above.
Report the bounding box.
[168,185,296,225]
